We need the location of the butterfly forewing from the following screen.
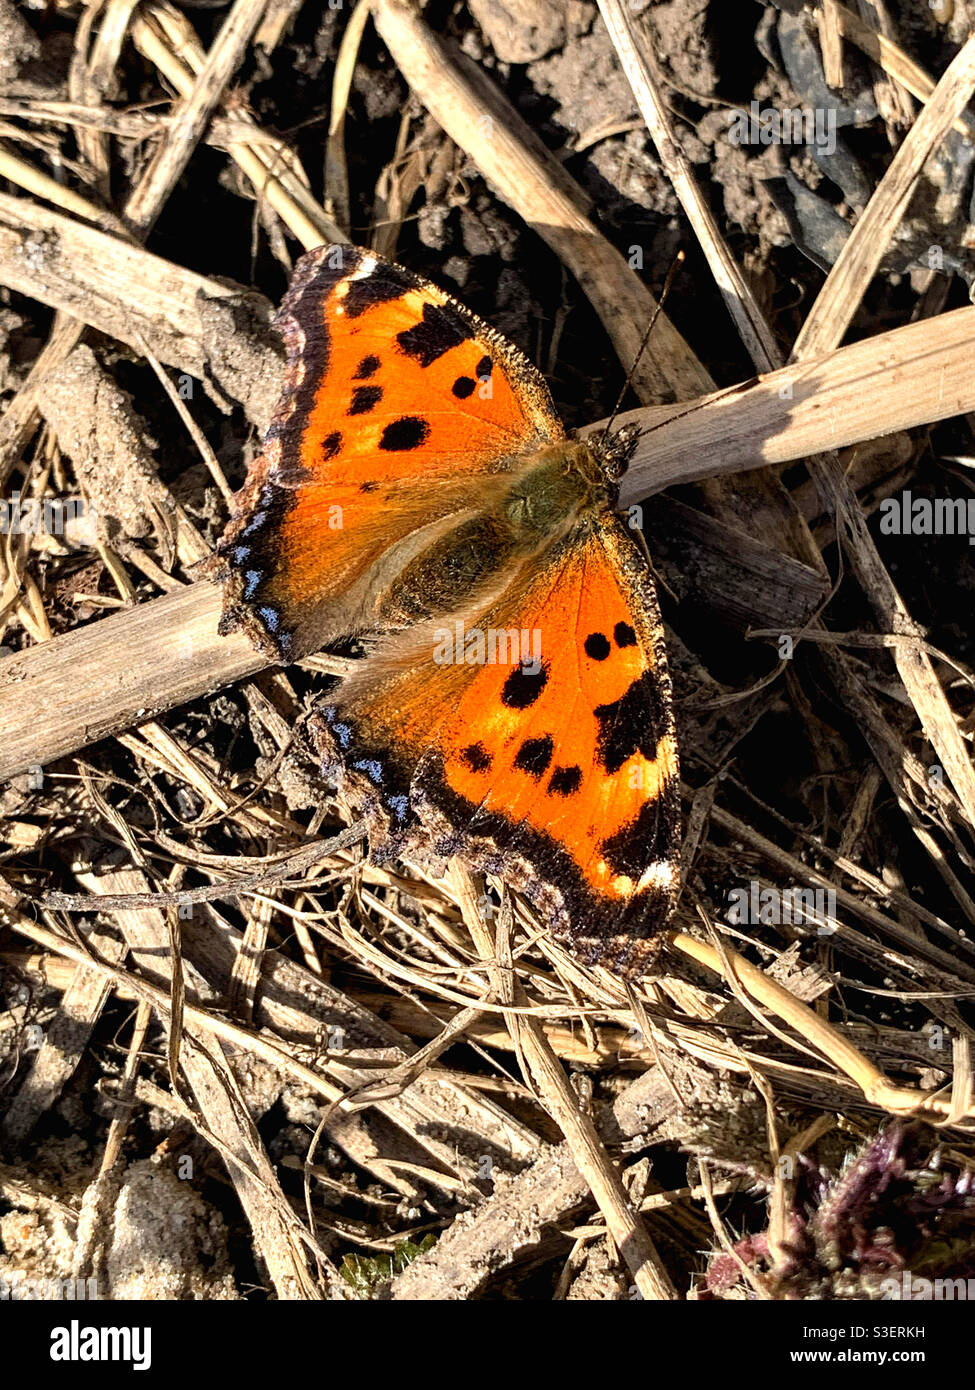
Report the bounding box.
[214,245,563,660]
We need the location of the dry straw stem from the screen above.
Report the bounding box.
[325,0,372,233]
[595,0,774,369]
[793,26,975,360]
[0,0,289,481]
[96,999,152,1179]
[130,0,341,249]
[831,0,975,138]
[668,934,952,1121]
[0,192,280,433]
[841,0,915,135]
[454,867,677,1301]
[70,0,139,201]
[120,0,272,237]
[0,143,126,235]
[0,889,525,1206]
[1,299,974,782]
[600,3,975,852]
[817,0,845,90]
[370,0,710,404]
[0,96,304,153]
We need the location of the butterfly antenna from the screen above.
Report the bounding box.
[601,248,685,442]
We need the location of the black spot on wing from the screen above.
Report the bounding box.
[599,800,665,879]
[476,355,493,380]
[614,622,637,648]
[514,735,554,779]
[584,632,610,661]
[594,671,667,776]
[412,747,676,969]
[349,384,383,415]
[379,416,430,452]
[396,301,466,367]
[461,742,492,773]
[548,765,582,797]
[501,663,549,709]
[354,354,381,379]
[321,430,342,461]
[452,375,476,399]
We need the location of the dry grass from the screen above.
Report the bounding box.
[1,0,975,1302]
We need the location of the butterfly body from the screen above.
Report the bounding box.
[379,440,610,625]
[214,245,680,975]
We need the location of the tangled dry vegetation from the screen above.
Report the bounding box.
[1,0,975,1302]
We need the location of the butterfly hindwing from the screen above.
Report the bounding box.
[213,245,564,660]
[312,512,680,974]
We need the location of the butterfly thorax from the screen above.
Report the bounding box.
[382,440,613,627]
[502,439,614,538]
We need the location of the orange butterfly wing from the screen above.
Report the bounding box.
[216,244,681,972]
[313,513,680,974]
[214,245,563,660]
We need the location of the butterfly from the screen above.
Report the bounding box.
[212,244,680,975]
